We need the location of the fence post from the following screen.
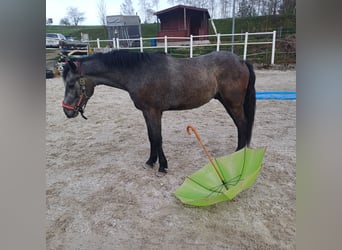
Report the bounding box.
[96,38,100,48]
[164,36,168,53]
[140,37,143,52]
[116,38,120,49]
[112,38,116,49]
[216,33,220,51]
[271,30,276,64]
[190,35,193,58]
[243,32,248,60]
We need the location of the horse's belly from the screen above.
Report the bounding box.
[166,80,217,110]
[166,90,214,110]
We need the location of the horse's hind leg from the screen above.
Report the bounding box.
[216,95,248,151]
[142,109,168,173]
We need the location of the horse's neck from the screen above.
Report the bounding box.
[86,72,128,91]
[81,60,129,91]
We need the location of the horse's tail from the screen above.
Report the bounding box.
[243,61,256,146]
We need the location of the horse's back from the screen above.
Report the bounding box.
[203,51,250,85]
[198,51,247,72]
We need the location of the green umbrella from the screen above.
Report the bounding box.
[174,125,266,206]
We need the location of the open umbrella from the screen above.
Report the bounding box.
[174,125,266,206]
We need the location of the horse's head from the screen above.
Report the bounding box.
[62,60,95,119]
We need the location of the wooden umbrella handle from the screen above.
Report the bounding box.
[186,125,225,183]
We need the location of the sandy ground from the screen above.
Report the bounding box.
[46,69,296,249]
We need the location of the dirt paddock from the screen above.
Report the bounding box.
[46,69,296,249]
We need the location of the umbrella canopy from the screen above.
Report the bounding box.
[174,126,266,206]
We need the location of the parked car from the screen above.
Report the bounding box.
[46,33,66,48]
[60,39,88,52]
[46,68,54,79]
[64,35,74,41]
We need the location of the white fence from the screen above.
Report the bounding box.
[88,31,276,64]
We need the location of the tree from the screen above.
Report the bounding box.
[66,6,85,26]
[97,0,107,25]
[257,0,272,16]
[267,0,282,15]
[121,0,135,15]
[219,0,231,18]
[60,17,71,26]
[145,7,155,23]
[169,0,208,8]
[139,0,156,23]
[279,0,296,15]
[152,0,160,11]
[237,0,257,17]
[208,0,216,18]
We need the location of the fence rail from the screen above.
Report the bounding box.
[87,31,277,64]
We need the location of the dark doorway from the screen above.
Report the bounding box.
[190,16,201,39]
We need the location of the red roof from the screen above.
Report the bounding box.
[154,5,210,18]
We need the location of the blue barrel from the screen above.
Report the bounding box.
[150,39,157,47]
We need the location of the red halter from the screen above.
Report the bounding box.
[62,93,85,110]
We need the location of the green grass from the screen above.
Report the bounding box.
[46,49,57,54]
[210,15,295,37]
[141,23,158,38]
[46,25,108,40]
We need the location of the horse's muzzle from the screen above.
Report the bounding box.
[63,108,79,118]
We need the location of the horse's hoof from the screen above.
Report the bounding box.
[156,170,167,177]
[143,163,154,169]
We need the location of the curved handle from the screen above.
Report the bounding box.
[186,125,225,183]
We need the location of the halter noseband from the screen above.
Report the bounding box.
[62,77,89,120]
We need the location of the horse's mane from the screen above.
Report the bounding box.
[80,50,165,69]
[62,51,166,78]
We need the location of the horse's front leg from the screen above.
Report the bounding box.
[142,110,168,174]
[144,115,158,168]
